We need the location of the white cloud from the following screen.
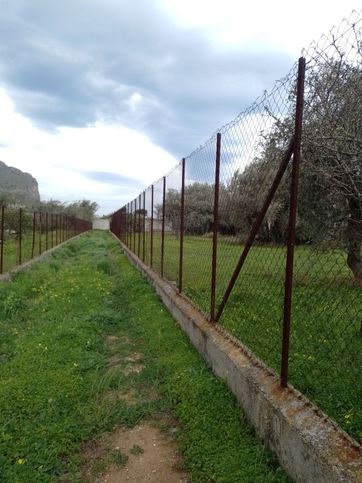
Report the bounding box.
[159,0,359,54]
[128,92,143,112]
[0,87,177,214]
[0,1,360,218]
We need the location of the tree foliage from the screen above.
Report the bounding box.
[221,46,362,279]
[163,183,214,236]
[39,199,99,221]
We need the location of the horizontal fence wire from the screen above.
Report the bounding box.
[110,11,362,445]
[0,206,92,275]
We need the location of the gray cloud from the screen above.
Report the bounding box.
[0,0,294,156]
[84,171,142,188]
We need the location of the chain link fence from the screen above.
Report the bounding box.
[111,12,362,445]
[0,206,92,275]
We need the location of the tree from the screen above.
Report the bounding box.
[301,58,362,279]
[162,183,214,236]
[236,49,362,279]
[39,199,66,214]
[64,200,99,221]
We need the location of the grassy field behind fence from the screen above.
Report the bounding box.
[131,231,362,444]
[1,231,61,274]
[0,231,290,482]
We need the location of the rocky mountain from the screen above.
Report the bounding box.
[0,160,40,208]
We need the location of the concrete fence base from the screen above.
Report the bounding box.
[116,237,362,483]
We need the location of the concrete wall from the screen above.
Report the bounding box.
[93,218,110,230]
[117,237,362,483]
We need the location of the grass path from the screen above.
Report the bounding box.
[0,230,289,482]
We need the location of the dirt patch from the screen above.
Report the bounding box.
[141,387,159,403]
[122,363,145,376]
[99,423,188,482]
[117,389,139,405]
[82,439,107,461]
[106,335,119,348]
[106,351,145,375]
[107,355,122,368]
[121,352,145,376]
[104,386,159,407]
[124,352,143,363]
[120,336,132,345]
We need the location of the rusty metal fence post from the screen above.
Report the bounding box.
[280,57,306,387]
[120,210,122,240]
[142,191,146,262]
[161,176,166,277]
[18,208,22,266]
[126,203,129,247]
[130,202,133,250]
[39,212,42,254]
[133,199,136,253]
[0,205,4,274]
[137,195,141,257]
[130,203,132,249]
[50,214,53,248]
[150,185,154,268]
[129,203,131,248]
[123,208,126,242]
[31,212,36,258]
[178,158,186,292]
[210,134,221,321]
[45,212,49,250]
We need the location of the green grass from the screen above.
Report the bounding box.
[127,231,362,444]
[0,231,290,482]
[1,230,65,274]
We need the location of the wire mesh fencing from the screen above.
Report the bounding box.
[288,13,362,441]
[110,11,362,444]
[0,206,92,275]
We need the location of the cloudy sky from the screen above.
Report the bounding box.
[0,1,359,214]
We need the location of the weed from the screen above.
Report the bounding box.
[109,450,129,467]
[129,444,144,455]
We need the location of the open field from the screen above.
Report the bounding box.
[0,231,289,482]
[1,230,61,274]
[131,231,362,444]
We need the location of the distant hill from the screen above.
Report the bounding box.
[0,160,40,208]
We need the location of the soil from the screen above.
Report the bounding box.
[107,355,122,368]
[82,336,188,482]
[83,423,188,483]
[106,335,119,348]
[121,363,145,376]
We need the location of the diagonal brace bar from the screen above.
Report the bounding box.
[215,136,295,323]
